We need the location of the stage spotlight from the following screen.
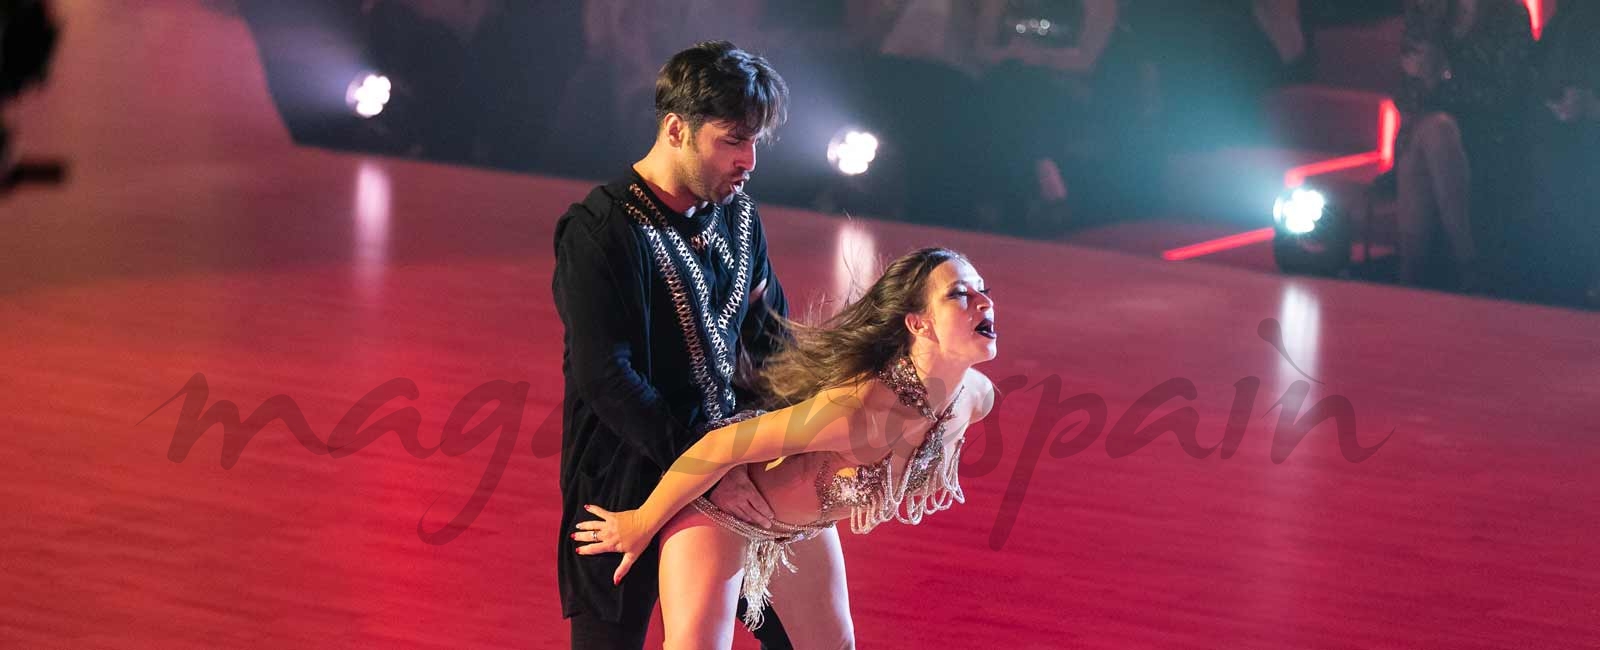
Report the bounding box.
[345,73,391,119]
[827,128,879,176]
[1274,187,1326,235]
[1272,186,1350,276]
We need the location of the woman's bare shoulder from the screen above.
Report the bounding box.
[817,376,902,414]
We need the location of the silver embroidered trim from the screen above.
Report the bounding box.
[622,201,719,418]
[622,186,755,421]
[691,497,832,631]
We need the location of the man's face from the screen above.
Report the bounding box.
[674,119,759,206]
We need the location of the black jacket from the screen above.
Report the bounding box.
[550,170,789,620]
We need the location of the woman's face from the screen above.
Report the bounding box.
[910,258,998,366]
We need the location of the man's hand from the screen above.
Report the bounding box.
[707,463,775,529]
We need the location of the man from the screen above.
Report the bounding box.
[551,41,794,649]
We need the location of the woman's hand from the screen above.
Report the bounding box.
[572,505,653,585]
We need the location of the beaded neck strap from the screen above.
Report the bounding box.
[876,355,959,423]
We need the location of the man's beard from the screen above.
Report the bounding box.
[681,141,739,206]
[683,165,735,206]
[674,155,716,206]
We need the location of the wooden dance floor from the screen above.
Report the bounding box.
[3,2,1597,648]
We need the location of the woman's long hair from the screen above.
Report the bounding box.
[759,247,967,407]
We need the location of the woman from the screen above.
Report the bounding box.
[1393,0,1533,290]
[573,247,999,648]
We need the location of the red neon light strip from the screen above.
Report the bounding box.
[1161,227,1276,261]
[1166,94,1401,261]
[1284,96,1400,186]
[1283,151,1384,188]
[1378,99,1399,169]
[1525,0,1544,40]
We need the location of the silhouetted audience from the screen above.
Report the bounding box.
[1525,0,1600,307]
[841,0,985,226]
[1131,0,1312,153]
[229,0,1591,312]
[363,0,579,167]
[969,0,1123,234]
[1393,0,1532,291]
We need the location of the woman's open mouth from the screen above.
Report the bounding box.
[974,318,997,339]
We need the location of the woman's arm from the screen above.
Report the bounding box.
[575,385,874,582]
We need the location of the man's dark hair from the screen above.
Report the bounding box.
[654,40,788,140]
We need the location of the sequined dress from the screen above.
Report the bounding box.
[691,356,968,629]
